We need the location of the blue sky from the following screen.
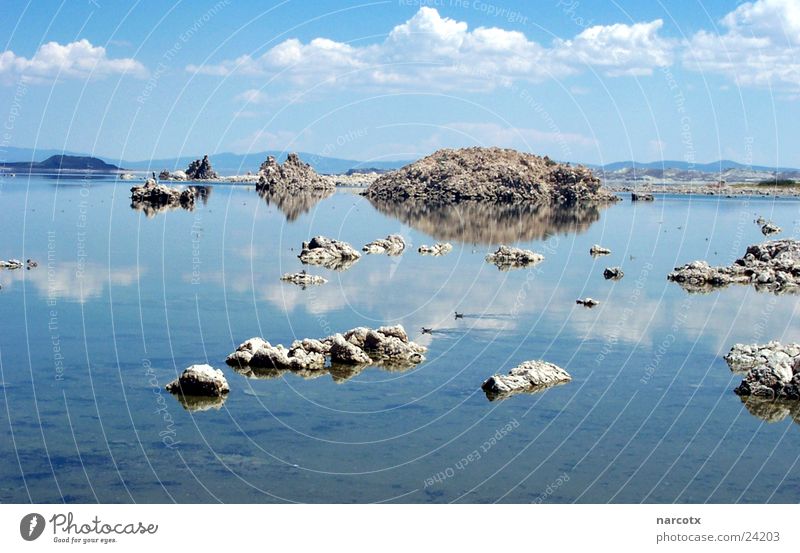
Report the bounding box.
[1,0,798,167]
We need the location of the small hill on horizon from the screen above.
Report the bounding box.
[1,154,121,172]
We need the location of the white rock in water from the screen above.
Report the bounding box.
[589,244,611,256]
[165,364,230,397]
[362,234,406,255]
[485,245,544,270]
[298,235,361,271]
[280,272,328,287]
[418,243,453,256]
[227,324,427,373]
[482,360,571,400]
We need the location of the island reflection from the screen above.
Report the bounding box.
[367,197,609,244]
[259,187,334,221]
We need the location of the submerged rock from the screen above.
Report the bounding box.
[482,360,572,401]
[165,364,230,397]
[185,155,218,180]
[576,298,599,307]
[256,153,332,192]
[364,147,617,204]
[631,192,654,201]
[418,243,453,256]
[726,341,800,400]
[761,221,781,236]
[590,244,611,256]
[280,271,328,287]
[739,396,800,424]
[298,235,361,271]
[603,267,624,280]
[485,245,544,270]
[668,239,800,293]
[226,325,427,375]
[362,234,406,255]
[173,393,227,412]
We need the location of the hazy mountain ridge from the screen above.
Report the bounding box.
[2,147,799,179]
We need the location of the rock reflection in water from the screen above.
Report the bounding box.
[740,396,800,424]
[170,392,227,412]
[367,197,608,244]
[130,185,212,218]
[233,359,419,385]
[259,187,334,221]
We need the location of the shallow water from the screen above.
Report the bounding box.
[1,175,799,503]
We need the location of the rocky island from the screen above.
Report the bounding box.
[668,239,800,293]
[364,147,618,204]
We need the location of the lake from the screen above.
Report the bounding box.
[1,174,799,503]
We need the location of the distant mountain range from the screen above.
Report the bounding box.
[1,146,798,176]
[594,159,799,173]
[0,147,406,175]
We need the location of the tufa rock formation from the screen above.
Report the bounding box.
[298,236,362,271]
[364,147,617,204]
[362,234,406,255]
[485,245,544,270]
[226,325,427,374]
[185,155,218,180]
[482,360,572,401]
[668,239,800,294]
[256,153,333,192]
[165,364,230,397]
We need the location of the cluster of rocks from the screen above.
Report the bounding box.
[482,360,572,401]
[761,221,781,236]
[485,245,544,270]
[165,364,230,397]
[0,259,37,270]
[590,244,611,256]
[130,178,196,212]
[119,173,136,180]
[298,236,362,271]
[418,243,453,256]
[185,155,218,180]
[364,147,618,204]
[280,271,328,287]
[631,192,654,201]
[724,342,800,400]
[603,267,624,280]
[226,325,427,373]
[362,234,406,255]
[668,239,800,293]
[576,298,599,307]
[256,153,332,192]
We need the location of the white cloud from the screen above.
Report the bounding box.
[189,7,671,91]
[684,0,800,89]
[234,88,270,104]
[0,39,147,82]
[555,20,673,76]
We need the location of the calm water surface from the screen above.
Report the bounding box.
[1,175,799,503]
